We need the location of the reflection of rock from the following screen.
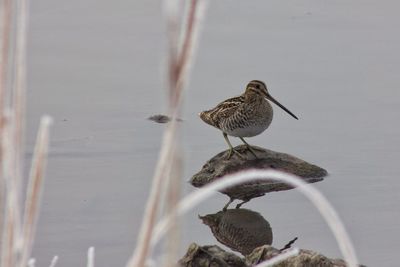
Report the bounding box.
[179,243,366,267]
[178,243,245,267]
[190,145,327,208]
[199,209,272,256]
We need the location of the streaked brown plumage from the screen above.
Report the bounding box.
[200,80,298,159]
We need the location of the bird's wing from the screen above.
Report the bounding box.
[200,95,244,127]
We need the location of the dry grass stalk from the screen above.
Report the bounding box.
[254,248,300,267]
[48,256,58,267]
[27,258,35,267]
[11,0,28,210]
[19,116,52,267]
[162,145,183,267]
[1,1,53,266]
[126,1,206,267]
[151,169,359,267]
[125,123,178,267]
[1,114,52,267]
[0,0,13,254]
[87,247,95,267]
[1,111,22,267]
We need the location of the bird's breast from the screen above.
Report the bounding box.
[221,100,273,137]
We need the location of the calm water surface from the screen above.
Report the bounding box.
[27,0,400,266]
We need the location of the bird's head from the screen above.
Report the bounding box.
[246,80,298,120]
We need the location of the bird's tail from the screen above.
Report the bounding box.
[199,111,214,126]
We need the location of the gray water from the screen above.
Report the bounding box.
[27,0,400,266]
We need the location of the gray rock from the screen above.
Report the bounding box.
[246,245,366,267]
[190,145,327,208]
[178,243,245,267]
[199,209,273,256]
[179,243,366,267]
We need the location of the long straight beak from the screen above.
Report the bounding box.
[267,94,299,120]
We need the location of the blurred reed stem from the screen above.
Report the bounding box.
[87,247,95,267]
[254,248,300,267]
[20,116,52,267]
[126,1,206,266]
[0,0,12,256]
[48,256,58,267]
[0,0,53,266]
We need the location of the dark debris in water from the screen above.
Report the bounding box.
[148,114,171,123]
[147,114,183,123]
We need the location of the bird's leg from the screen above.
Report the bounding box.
[223,198,234,211]
[235,199,249,209]
[223,133,244,159]
[239,137,258,158]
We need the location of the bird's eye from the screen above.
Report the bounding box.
[256,84,260,89]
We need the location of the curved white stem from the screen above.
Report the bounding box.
[254,248,300,267]
[151,169,359,267]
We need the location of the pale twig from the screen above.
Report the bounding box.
[0,0,14,263]
[27,258,35,267]
[125,121,178,267]
[254,248,300,267]
[162,145,183,267]
[1,111,20,267]
[19,116,53,267]
[48,256,59,267]
[125,1,207,266]
[87,247,95,267]
[0,0,12,108]
[151,170,359,267]
[11,0,28,231]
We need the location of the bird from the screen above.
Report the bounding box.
[199,80,298,159]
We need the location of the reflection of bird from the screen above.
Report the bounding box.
[200,80,298,159]
[199,208,273,256]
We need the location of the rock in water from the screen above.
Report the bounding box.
[199,208,273,256]
[190,145,328,205]
[147,114,171,123]
[246,245,364,267]
[178,243,245,267]
[178,243,366,267]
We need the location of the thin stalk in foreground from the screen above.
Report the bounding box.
[27,258,35,267]
[125,121,179,267]
[126,1,207,266]
[87,247,95,267]
[48,256,58,267]
[11,0,28,217]
[19,115,52,267]
[254,248,300,267]
[151,169,359,267]
[1,111,21,267]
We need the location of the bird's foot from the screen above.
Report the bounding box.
[245,145,258,159]
[226,148,245,160]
